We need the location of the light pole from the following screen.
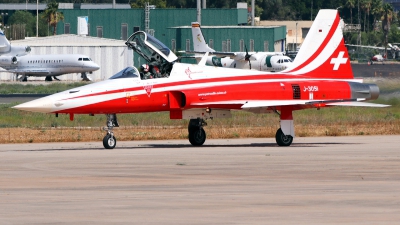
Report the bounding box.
[36,0,38,37]
[295,22,298,51]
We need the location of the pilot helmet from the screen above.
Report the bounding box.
[141,64,149,72]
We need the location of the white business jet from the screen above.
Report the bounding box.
[0,29,99,81]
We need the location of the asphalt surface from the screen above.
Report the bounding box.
[1,136,400,224]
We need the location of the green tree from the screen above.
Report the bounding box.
[42,0,64,35]
[345,0,356,24]
[7,10,48,38]
[361,0,371,32]
[382,3,394,56]
[8,11,35,37]
[371,0,383,32]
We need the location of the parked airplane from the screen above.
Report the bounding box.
[188,22,293,72]
[0,29,100,81]
[14,9,388,149]
[0,29,31,57]
[0,54,100,81]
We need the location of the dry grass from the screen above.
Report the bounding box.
[1,121,400,144]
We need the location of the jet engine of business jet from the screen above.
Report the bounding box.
[0,55,18,65]
[0,45,31,56]
[10,45,31,56]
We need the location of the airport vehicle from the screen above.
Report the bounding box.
[0,29,100,81]
[0,29,31,57]
[189,22,293,72]
[14,9,388,149]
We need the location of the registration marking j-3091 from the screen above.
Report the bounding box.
[303,86,319,92]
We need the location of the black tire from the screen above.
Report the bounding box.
[275,128,293,146]
[103,134,116,149]
[189,128,206,146]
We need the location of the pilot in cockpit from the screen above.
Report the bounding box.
[140,64,153,79]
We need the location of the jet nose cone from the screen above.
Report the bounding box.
[92,62,100,71]
[13,97,54,113]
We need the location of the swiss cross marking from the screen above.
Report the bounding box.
[330,51,348,70]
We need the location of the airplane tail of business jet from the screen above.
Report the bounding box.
[0,29,11,53]
[284,9,353,79]
[191,22,215,52]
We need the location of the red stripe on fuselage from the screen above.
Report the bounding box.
[61,72,335,101]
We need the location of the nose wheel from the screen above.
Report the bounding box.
[103,134,116,149]
[102,114,119,149]
[188,118,207,146]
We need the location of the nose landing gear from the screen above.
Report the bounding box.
[103,114,119,149]
[188,118,207,146]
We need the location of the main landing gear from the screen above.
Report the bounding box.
[188,118,207,146]
[273,106,294,146]
[103,114,119,149]
[275,128,293,146]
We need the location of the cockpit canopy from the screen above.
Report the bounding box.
[125,31,178,63]
[109,67,139,79]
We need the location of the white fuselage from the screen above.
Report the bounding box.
[207,54,293,72]
[0,54,100,77]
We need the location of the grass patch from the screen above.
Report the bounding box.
[0,82,87,94]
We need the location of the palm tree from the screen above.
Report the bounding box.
[42,1,64,35]
[382,3,394,57]
[361,0,372,32]
[371,0,383,32]
[346,0,356,24]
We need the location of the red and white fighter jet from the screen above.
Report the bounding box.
[14,9,388,149]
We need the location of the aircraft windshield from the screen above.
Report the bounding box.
[109,67,139,79]
[125,31,177,63]
[146,34,171,56]
[126,32,154,62]
[125,31,176,77]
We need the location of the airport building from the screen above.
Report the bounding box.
[1,3,287,81]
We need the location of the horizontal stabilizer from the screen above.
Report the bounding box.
[326,102,390,107]
[241,100,310,108]
[192,99,389,109]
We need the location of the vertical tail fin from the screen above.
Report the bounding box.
[191,22,215,52]
[0,29,11,53]
[285,10,353,79]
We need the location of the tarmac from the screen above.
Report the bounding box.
[1,136,400,224]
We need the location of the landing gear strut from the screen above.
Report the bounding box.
[188,118,207,146]
[103,114,119,149]
[274,106,294,146]
[81,72,91,81]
